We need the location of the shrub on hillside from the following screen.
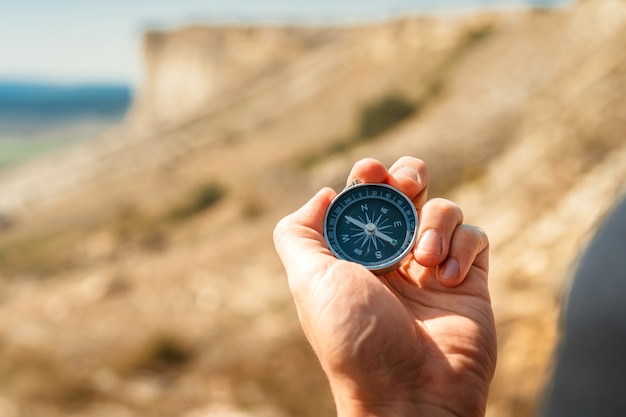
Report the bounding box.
[167,182,225,221]
[357,94,416,140]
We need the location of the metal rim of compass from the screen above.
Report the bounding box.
[323,182,418,274]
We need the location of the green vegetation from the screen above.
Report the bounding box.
[166,181,226,221]
[298,92,417,169]
[112,205,168,251]
[0,137,80,171]
[357,94,416,140]
[113,181,226,249]
[0,181,227,279]
[120,333,192,375]
[464,24,494,45]
[297,22,495,171]
[0,234,76,278]
[110,181,227,252]
[0,345,101,412]
[241,194,265,220]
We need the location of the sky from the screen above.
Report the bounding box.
[0,0,567,87]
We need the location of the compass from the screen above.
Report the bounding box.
[324,181,418,274]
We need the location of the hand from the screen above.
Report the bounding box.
[273,157,496,417]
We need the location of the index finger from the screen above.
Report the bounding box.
[347,156,429,207]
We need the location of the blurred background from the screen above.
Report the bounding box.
[0,1,624,416]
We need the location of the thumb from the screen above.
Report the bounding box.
[273,187,336,276]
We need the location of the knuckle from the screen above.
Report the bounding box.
[474,225,488,239]
[426,198,463,219]
[467,224,488,241]
[475,225,490,248]
[273,216,291,247]
[352,158,380,173]
[459,224,489,254]
[394,156,428,174]
[356,157,379,165]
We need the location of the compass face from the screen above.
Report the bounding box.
[324,183,418,274]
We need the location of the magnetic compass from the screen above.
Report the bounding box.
[324,181,418,274]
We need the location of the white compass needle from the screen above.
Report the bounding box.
[344,215,368,230]
[346,215,397,246]
[375,230,397,246]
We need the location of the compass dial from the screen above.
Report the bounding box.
[324,183,418,274]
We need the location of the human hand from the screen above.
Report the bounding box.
[273,157,496,417]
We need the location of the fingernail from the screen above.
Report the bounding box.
[396,166,418,182]
[439,258,460,280]
[417,230,442,256]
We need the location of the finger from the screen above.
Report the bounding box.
[387,156,429,207]
[436,224,489,288]
[346,158,388,186]
[414,198,463,267]
[273,187,337,278]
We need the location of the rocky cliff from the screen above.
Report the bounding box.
[0,1,625,417]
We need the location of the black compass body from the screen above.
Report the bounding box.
[324,182,418,274]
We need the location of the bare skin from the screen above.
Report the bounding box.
[274,157,496,417]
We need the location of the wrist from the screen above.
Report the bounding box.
[334,396,463,417]
[327,376,425,417]
[327,372,484,417]
[334,397,420,417]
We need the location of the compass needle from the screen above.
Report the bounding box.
[374,230,396,245]
[345,215,368,230]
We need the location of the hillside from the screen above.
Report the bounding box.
[0,1,625,417]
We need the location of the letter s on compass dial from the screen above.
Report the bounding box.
[324,182,418,274]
